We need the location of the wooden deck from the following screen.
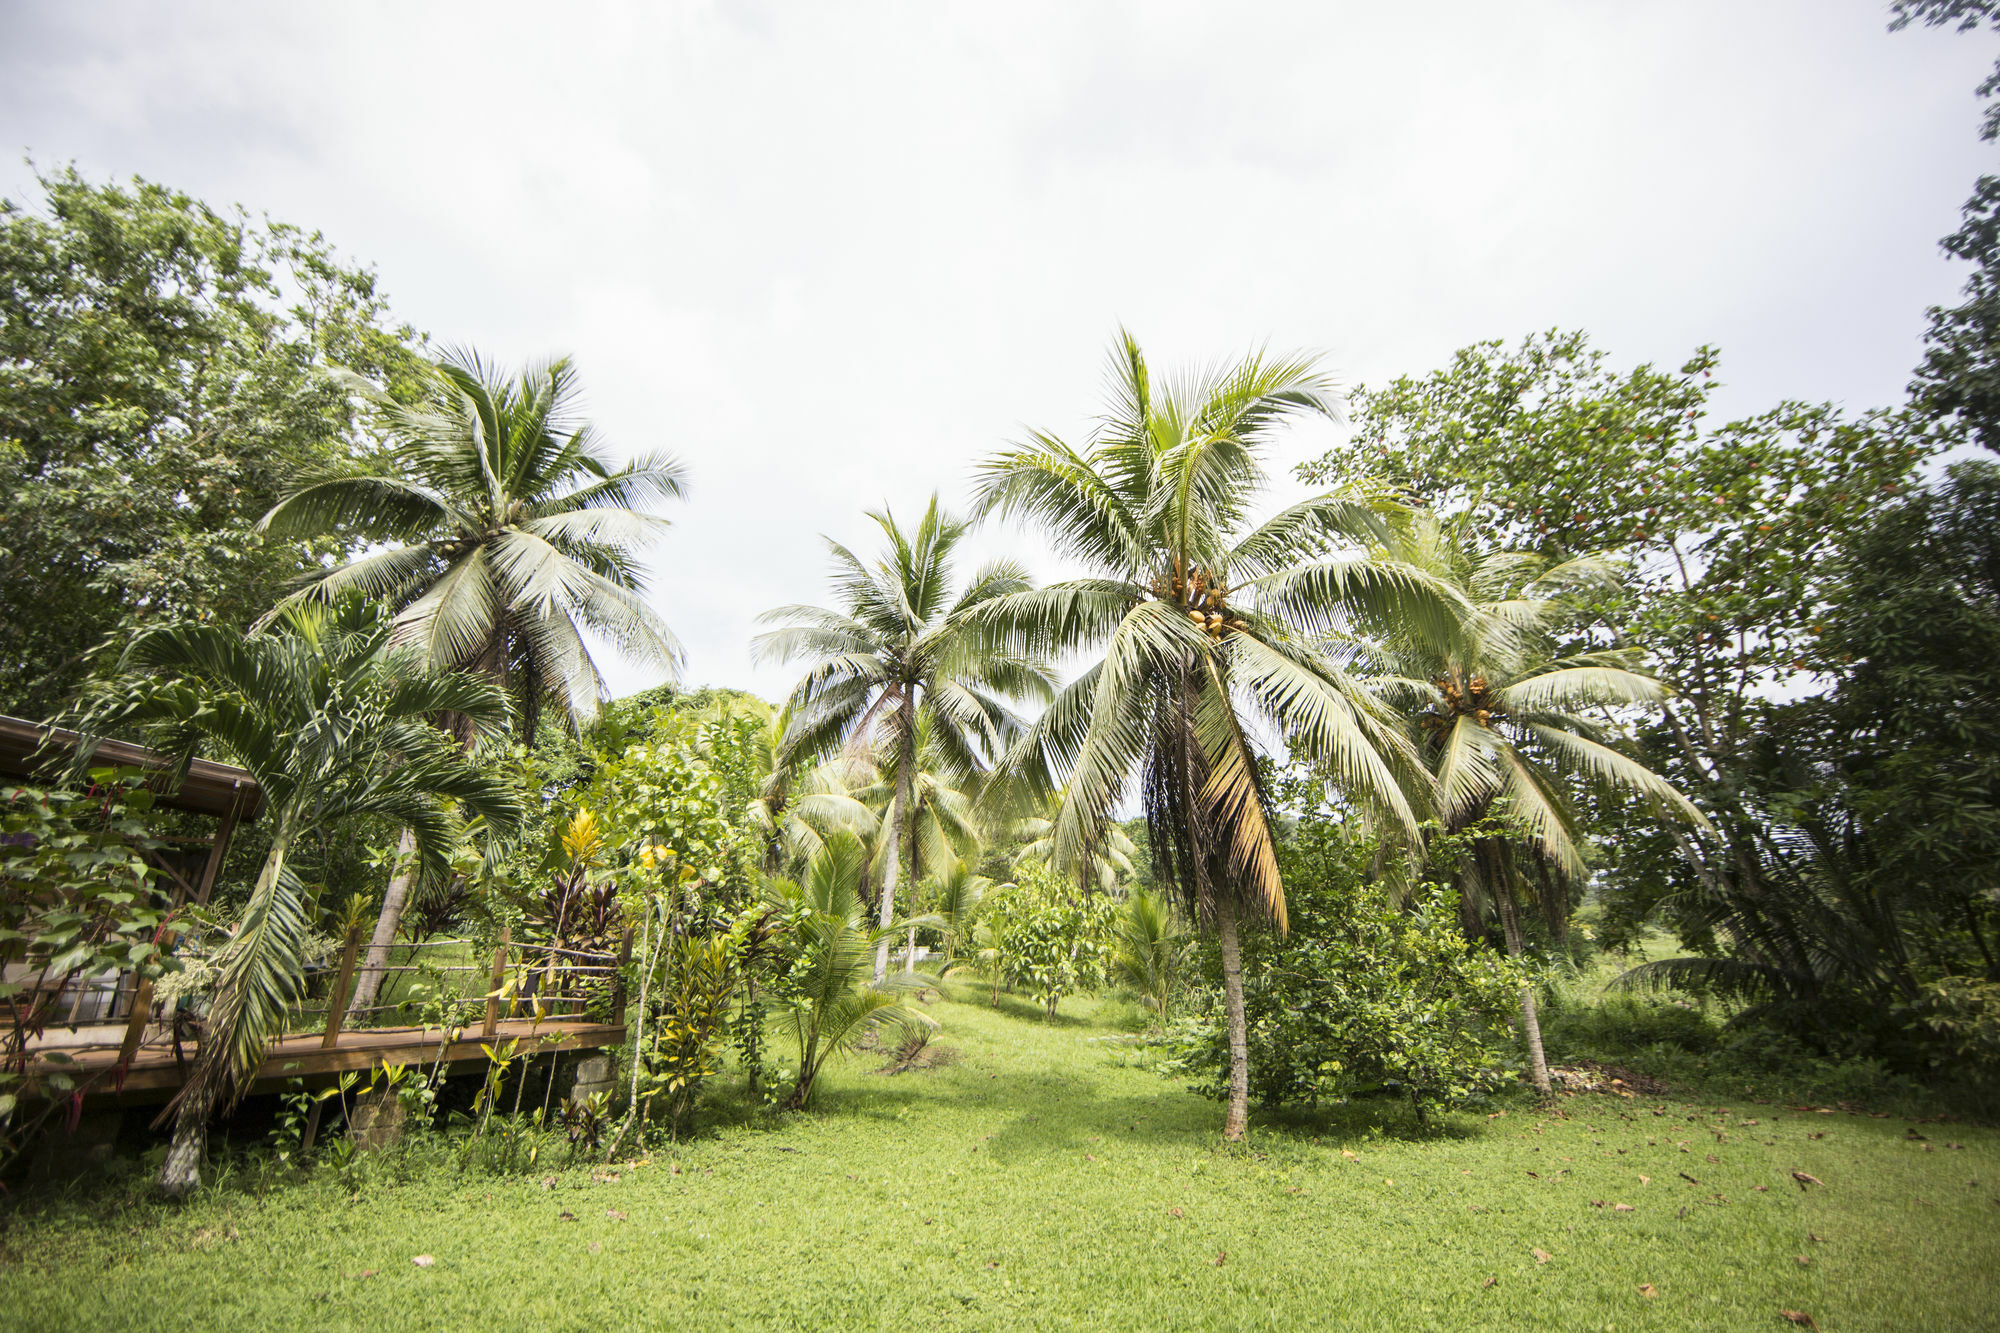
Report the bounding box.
[19,1018,625,1106]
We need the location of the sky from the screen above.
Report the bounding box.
[3,1,1994,703]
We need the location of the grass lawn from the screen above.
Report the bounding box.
[2,990,1994,1331]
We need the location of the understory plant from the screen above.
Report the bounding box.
[761,835,936,1109]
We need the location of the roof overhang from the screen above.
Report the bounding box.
[0,716,266,823]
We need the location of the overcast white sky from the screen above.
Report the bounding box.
[3,1,1993,702]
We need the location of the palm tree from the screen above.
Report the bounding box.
[754,495,1055,981]
[1355,514,1708,1094]
[258,350,685,1010]
[689,694,880,874]
[79,595,523,1193]
[971,332,1462,1139]
[1113,887,1192,1028]
[761,834,937,1109]
[1010,796,1139,892]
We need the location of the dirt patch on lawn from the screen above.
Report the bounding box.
[873,1042,962,1076]
[1549,1060,1672,1097]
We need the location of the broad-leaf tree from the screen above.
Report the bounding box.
[971,331,1461,1138]
[754,495,1054,981]
[0,166,424,720]
[260,351,685,1009]
[79,595,522,1194]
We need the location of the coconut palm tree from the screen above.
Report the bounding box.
[78,595,522,1193]
[258,350,684,1010]
[1010,796,1139,893]
[971,331,1463,1139]
[1355,513,1708,1094]
[754,495,1056,981]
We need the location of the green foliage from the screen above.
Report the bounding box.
[760,835,934,1109]
[78,594,522,1192]
[0,771,177,1171]
[1163,823,1520,1123]
[0,166,424,719]
[1110,886,1190,1026]
[260,351,687,739]
[1542,993,1719,1059]
[981,863,1117,1019]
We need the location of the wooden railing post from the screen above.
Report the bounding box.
[482,925,510,1039]
[116,977,154,1071]
[610,926,635,1028]
[320,924,364,1050]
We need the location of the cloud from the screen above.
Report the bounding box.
[3,0,1992,701]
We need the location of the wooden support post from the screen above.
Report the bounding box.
[116,977,154,1071]
[321,924,364,1050]
[610,927,635,1029]
[482,925,511,1040]
[192,800,241,906]
[301,1099,325,1155]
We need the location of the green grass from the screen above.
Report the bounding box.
[4,989,1996,1331]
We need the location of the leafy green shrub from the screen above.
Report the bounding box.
[1162,881,1520,1125]
[981,863,1117,1018]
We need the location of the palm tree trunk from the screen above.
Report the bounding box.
[346,827,416,1013]
[1215,893,1251,1141]
[353,631,507,1012]
[873,696,915,984]
[1489,855,1552,1097]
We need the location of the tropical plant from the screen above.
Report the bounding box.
[981,864,1120,1020]
[754,495,1055,981]
[760,835,935,1109]
[258,351,685,1010]
[1113,887,1192,1027]
[76,594,523,1194]
[1354,514,1706,1093]
[1162,827,1520,1127]
[970,331,1460,1137]
[1012,795,1138,893]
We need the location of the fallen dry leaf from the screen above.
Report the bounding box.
[1638,1283,1657,1298]
[1795,1254,1812,1266]
[1341,1150,1358,1160]
[1639,1174,1651,1186]
[587,1241,602,1255]
[606,1209,627,1222]
[1680,1172,1701,1185]
[1532,1248,1553,1264]
[1707,1154,1720,1164]
[1481,1277,1498,1289]
[1169,1207,1184,1219]
[559,1210,577,1222]
[1084,1154,1097,1161]
[412,1255,435,1269]
[1383,1178,1394,1186]
[1792,1171,1823,1190]
[351,1270,378,1280]
[1780,1311,1819,1330]
[540,1176,558,1190]
[1808,1233,1825,1244]
[1215,1250,1227,1266]
[1613,1203,1635,1213]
